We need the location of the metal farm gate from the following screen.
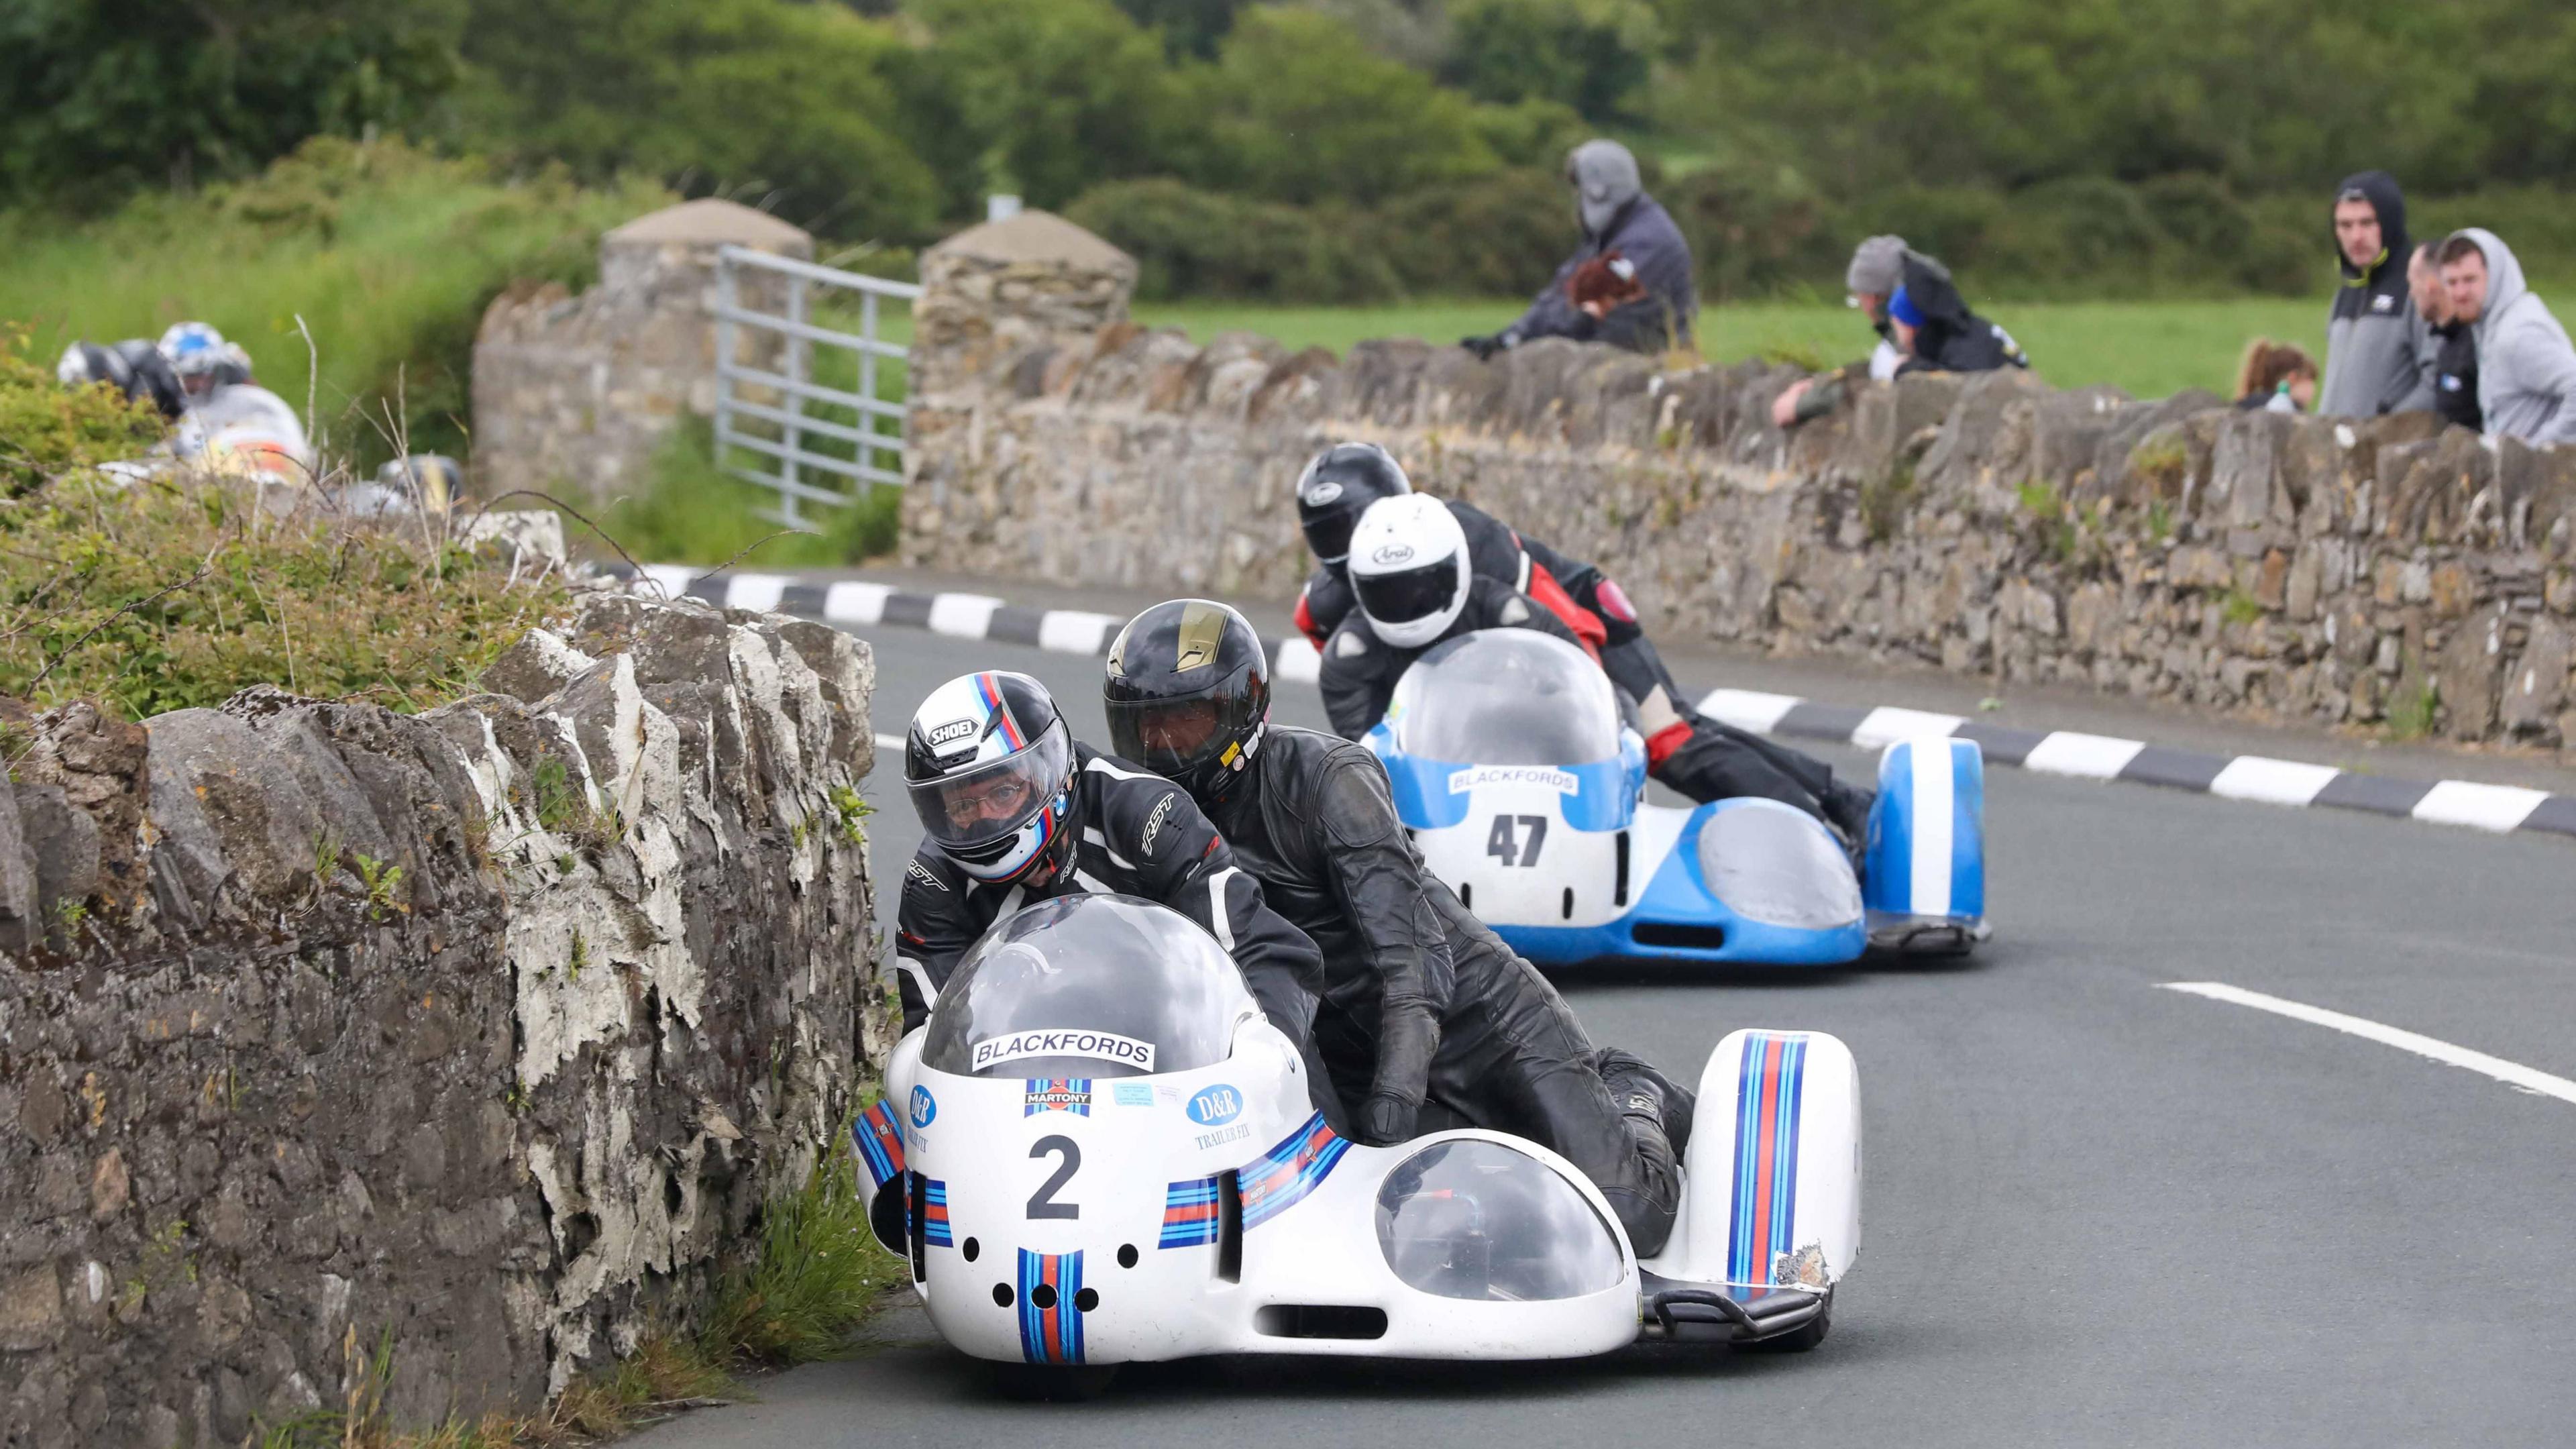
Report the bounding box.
[712,244,922,527]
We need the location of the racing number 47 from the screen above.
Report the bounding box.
[1487,814,1549,867]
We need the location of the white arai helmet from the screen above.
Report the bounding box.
[1346,494,1472,649]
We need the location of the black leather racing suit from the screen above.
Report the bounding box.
[1300,509,1860,826]
[1203,724,1693,1254]
[895,743,1343,1130]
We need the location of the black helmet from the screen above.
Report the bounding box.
[904,671,1079,885]
[1104,600,1271,804]
[1295,443,1413,569]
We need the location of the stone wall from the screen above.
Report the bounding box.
[0,590,881,1446]
[904,233,2576,751]
[473,199,814,509]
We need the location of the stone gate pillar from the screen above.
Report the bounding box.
[472,198,814,508]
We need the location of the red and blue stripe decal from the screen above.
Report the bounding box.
[1159,1175,1222,1248]
[851,1101,905,1189]
[1238,1112,1350,1230]
[1016,1250,1085,1364]
[920,1178,953,1248]
[974,672,1026,751]
[1725,1032,1808,1285]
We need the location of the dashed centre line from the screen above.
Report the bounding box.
[2161,981,2576,1107]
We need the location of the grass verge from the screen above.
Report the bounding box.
[572,417,902,572]
[0,136,667,473]
[246,1122,905,1448]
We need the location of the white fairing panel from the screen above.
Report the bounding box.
[1644,1029,1861,1291]
[1410,780,1629,928]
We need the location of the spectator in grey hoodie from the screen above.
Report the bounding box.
[2318,172,2434,417]
[2438,229,2576,446]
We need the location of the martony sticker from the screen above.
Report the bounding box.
[1448,765,1579,794]
[971,1028,1158,1073]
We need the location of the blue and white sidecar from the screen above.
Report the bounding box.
[1364,630,1988,967]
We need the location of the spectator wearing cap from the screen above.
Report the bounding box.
[2409,242,2481,432]
[1773,236,2027,427]
[2317,172,2434,418]
[1461,138,1697,361]
[2438,228,2576,446]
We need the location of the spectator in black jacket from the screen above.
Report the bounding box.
[1461,139,1695,360]
[2318,172,2434,419]
[1773,235,2027,427]
[2410,242,2481,431]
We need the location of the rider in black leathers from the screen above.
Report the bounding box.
[893,668,1345,1132]
[1104,598,1694,1254]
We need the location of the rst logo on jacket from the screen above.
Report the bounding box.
[1139,792,1177,857]
[905,860,949,892]
[1187,1085,1242,1127]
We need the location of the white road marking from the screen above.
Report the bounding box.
[1039,610,1124,655]
[2161,981,2576,1106]
[926,593,1004,638]
[824,580,893,625]
[2410,780,2550,833]
[873,733,903,751]
[1854,706,1964,750]
[1697,688,1803,733]
[2023,731,2146,780]
[639,563,698,599]
[724,572,792,613]
[1274,637,1322,684]
[2208,755,2341,806]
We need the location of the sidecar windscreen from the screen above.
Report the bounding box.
[1391,629,1622,767]
[919,894,1260,1079]
[1375,1138,1627,1301]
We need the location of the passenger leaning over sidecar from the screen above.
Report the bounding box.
[1104,598,1695,1255]
[1316,496,1876,855]
[1291,444,1873,844]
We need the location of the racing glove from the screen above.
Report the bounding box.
[1460,331,1515,362]
[1359,1000,1440,1144]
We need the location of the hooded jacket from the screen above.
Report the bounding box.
[1499,142,1696,355]
[1891,252,2025,374]
[2457,228,2576,447]
[2319,172,2433,417]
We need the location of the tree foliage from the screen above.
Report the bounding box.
[0,0,465,209]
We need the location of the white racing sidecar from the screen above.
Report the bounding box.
[855,894,1862,1388]
[1365,630,1989,967]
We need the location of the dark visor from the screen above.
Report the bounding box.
[1355,561,1460,626]
[1305,508,1359,565]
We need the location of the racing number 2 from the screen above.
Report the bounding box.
[1487,814,1549,867]
[1028,1136,1080,1220]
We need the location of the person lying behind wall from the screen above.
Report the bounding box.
[1772,235,2029,429]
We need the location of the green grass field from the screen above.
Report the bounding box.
[1135,297,2344,400]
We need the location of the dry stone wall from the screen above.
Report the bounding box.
[905,259,2576,752]
[0,590,881,1447]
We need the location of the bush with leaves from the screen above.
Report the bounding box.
[0,469,568,721]
[0,337,164,496]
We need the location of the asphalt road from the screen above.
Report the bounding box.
[638,614,2576,1449]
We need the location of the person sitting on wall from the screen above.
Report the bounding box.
[1460,139,1697,360]
[2233,340,2320,413]
[1772,235,2028,428]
